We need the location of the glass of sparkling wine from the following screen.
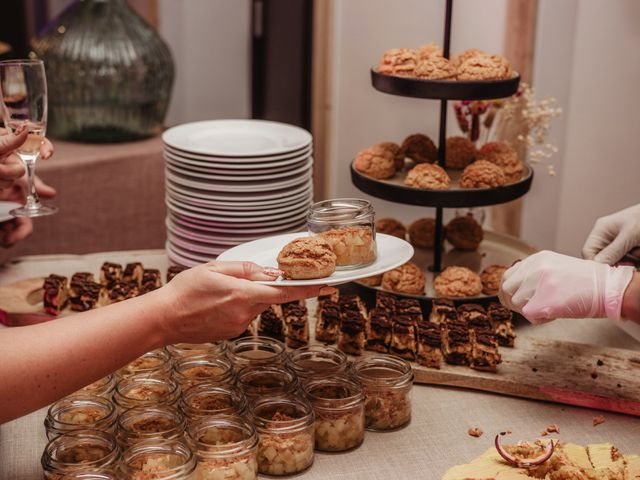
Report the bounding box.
[0,59,57,217]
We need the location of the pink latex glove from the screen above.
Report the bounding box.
[582,203,640,265]
[499,250,634,324]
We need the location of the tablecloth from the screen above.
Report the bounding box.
[0,250,639,480]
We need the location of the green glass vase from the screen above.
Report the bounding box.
[32,0,174,142]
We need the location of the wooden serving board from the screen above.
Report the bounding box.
[1,278,639,416]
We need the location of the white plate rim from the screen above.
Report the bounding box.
[217,233,414,286]
[164,144,313,166]
[165,168,312,192]
[166,192,312,216]
[165,157,313,182]
[165,178,313,203]
[164,153,311,175]
[169,212,309,234]
[166,188,312,211]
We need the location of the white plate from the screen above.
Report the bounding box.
[165,157,313,182]
[165,168,312,193]
[165,153,311,175]
[0,201,20,222]
[166,187,312,211]
[217,233,414,286]
[164,145,313,167]
[168,235,230,256]
[162,120,312,157]
[169,212,308,234]
[166,197,311,223]
[166,244,203,268]
[167,192,312,217]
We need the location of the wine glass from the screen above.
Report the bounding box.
[0,59,57,217]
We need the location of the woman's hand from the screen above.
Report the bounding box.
[158,261,333,343]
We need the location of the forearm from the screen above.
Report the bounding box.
[0,288,171,423]
[621,272,640,323]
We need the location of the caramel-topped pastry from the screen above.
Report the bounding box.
[107,281,138,304]
[140,269,161,294]
[283,303,309,349]
[123,262,144,286]
[390,316,417,360]
[470,329,501,372]
[442,320,471,365]
[43,274,68,315]
[71,272,94,285]
[396,298,423,325]
[429,298,457,325]
[416,321,442,369]
[366,309,392,353]
[69,280,103,312]
[338,309,366,355]
[316,300,340,344]
[375,291,397,313]
[458,304,492,331]
[99,262,122,288]
[258,305,285,342]
[488,303,516,347]
[166,265,187,282]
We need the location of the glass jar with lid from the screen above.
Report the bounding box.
[251,395,315,476]
[227,336,287,369]
[113,374,180,411]
[187,415,258,480]
[166,342,226,360]
[303,375,365,452]
[307,198,377,269]
[179,383,248,424]
[287,345,348,381]
[119,439,196,479]
[117,406,186,449]
[172,354,234,390]
[118,349,173,378]
[351,354,414,431]
[237,366,298,403]
[45,395,117,440]
[73,375,116,399]
[41,430,119,479]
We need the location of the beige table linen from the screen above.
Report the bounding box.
[0,250,639,480]
[0,137,166,264]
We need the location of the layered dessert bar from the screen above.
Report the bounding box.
[396,298,423,324]
[69,280,103,312]
[488,303,516,347]
[107,281,139,303]
[429,298,457,325]
[258,305,285,342]
[166,265,187,282]
[140,269,162,294]
[458,304,492,331]
[390,315,416,360]
[469,329,501,372]
[375,291,397,313]
[366,308,392,353]
[283,303,309,348]
[315,290,339,318]
[441,320,471,365]
[99,262,122,288]
[123,262,144,286]
[416,321,442,369]
[315,299,341,343]
[339,294,367,318]
[338,310,366,355]
[71,272,94,285]
[43,274,68,315]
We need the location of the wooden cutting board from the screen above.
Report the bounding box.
[1,277,639,416]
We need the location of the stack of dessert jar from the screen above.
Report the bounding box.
[41,338,414,479]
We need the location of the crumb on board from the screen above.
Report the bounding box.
[468,427,483,438]
[590,370,598,379]
[592,415,606,427]
[596,359,604,366]
[544,424,560,434]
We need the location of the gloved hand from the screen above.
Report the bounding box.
[499,250,634,324]
[582,204,640,265]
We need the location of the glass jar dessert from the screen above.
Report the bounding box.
[251,395,315,476]
[287,345,348,381]
[186,415,258,480]
[180,383,248,424]
[172,354,234,390]
[73,375,116,399]
[303,376,365,452]
[60,470,116,480]
[237,365,298,403]
[118,349,173,378]
[307,198,377,269]
[227,336,287,369]
[119,439,196,480]
[351,354,414,431]
[166,342,226,360]
[41,429,119,479]
[113,374,180,411]
[45,395,117,440]
[117,406,187,449]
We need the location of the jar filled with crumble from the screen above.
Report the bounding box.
[118,349,173,378]
[288,345,348,381]
[45,395,117,440]
[166,342,226,360]
[237,365,298,403]
[113,374,180,411]
[172,354,234,390]
[251,395,315,476]
[117,406,186,449]
[187,415,258,480]
[351,354,414,431]
[307,198,377,269]
[73,375,116,399]
[303,376,365,452]
[119,439,196,479]
[60,470,116,479]
[227,336,287,369]
[180,383,248,425]
[42,429,119,479]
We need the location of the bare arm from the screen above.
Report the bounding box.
[621,272,640,323]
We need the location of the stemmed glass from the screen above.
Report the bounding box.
[0,59,57,217]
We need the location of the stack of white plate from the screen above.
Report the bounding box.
[162,120,313,267]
